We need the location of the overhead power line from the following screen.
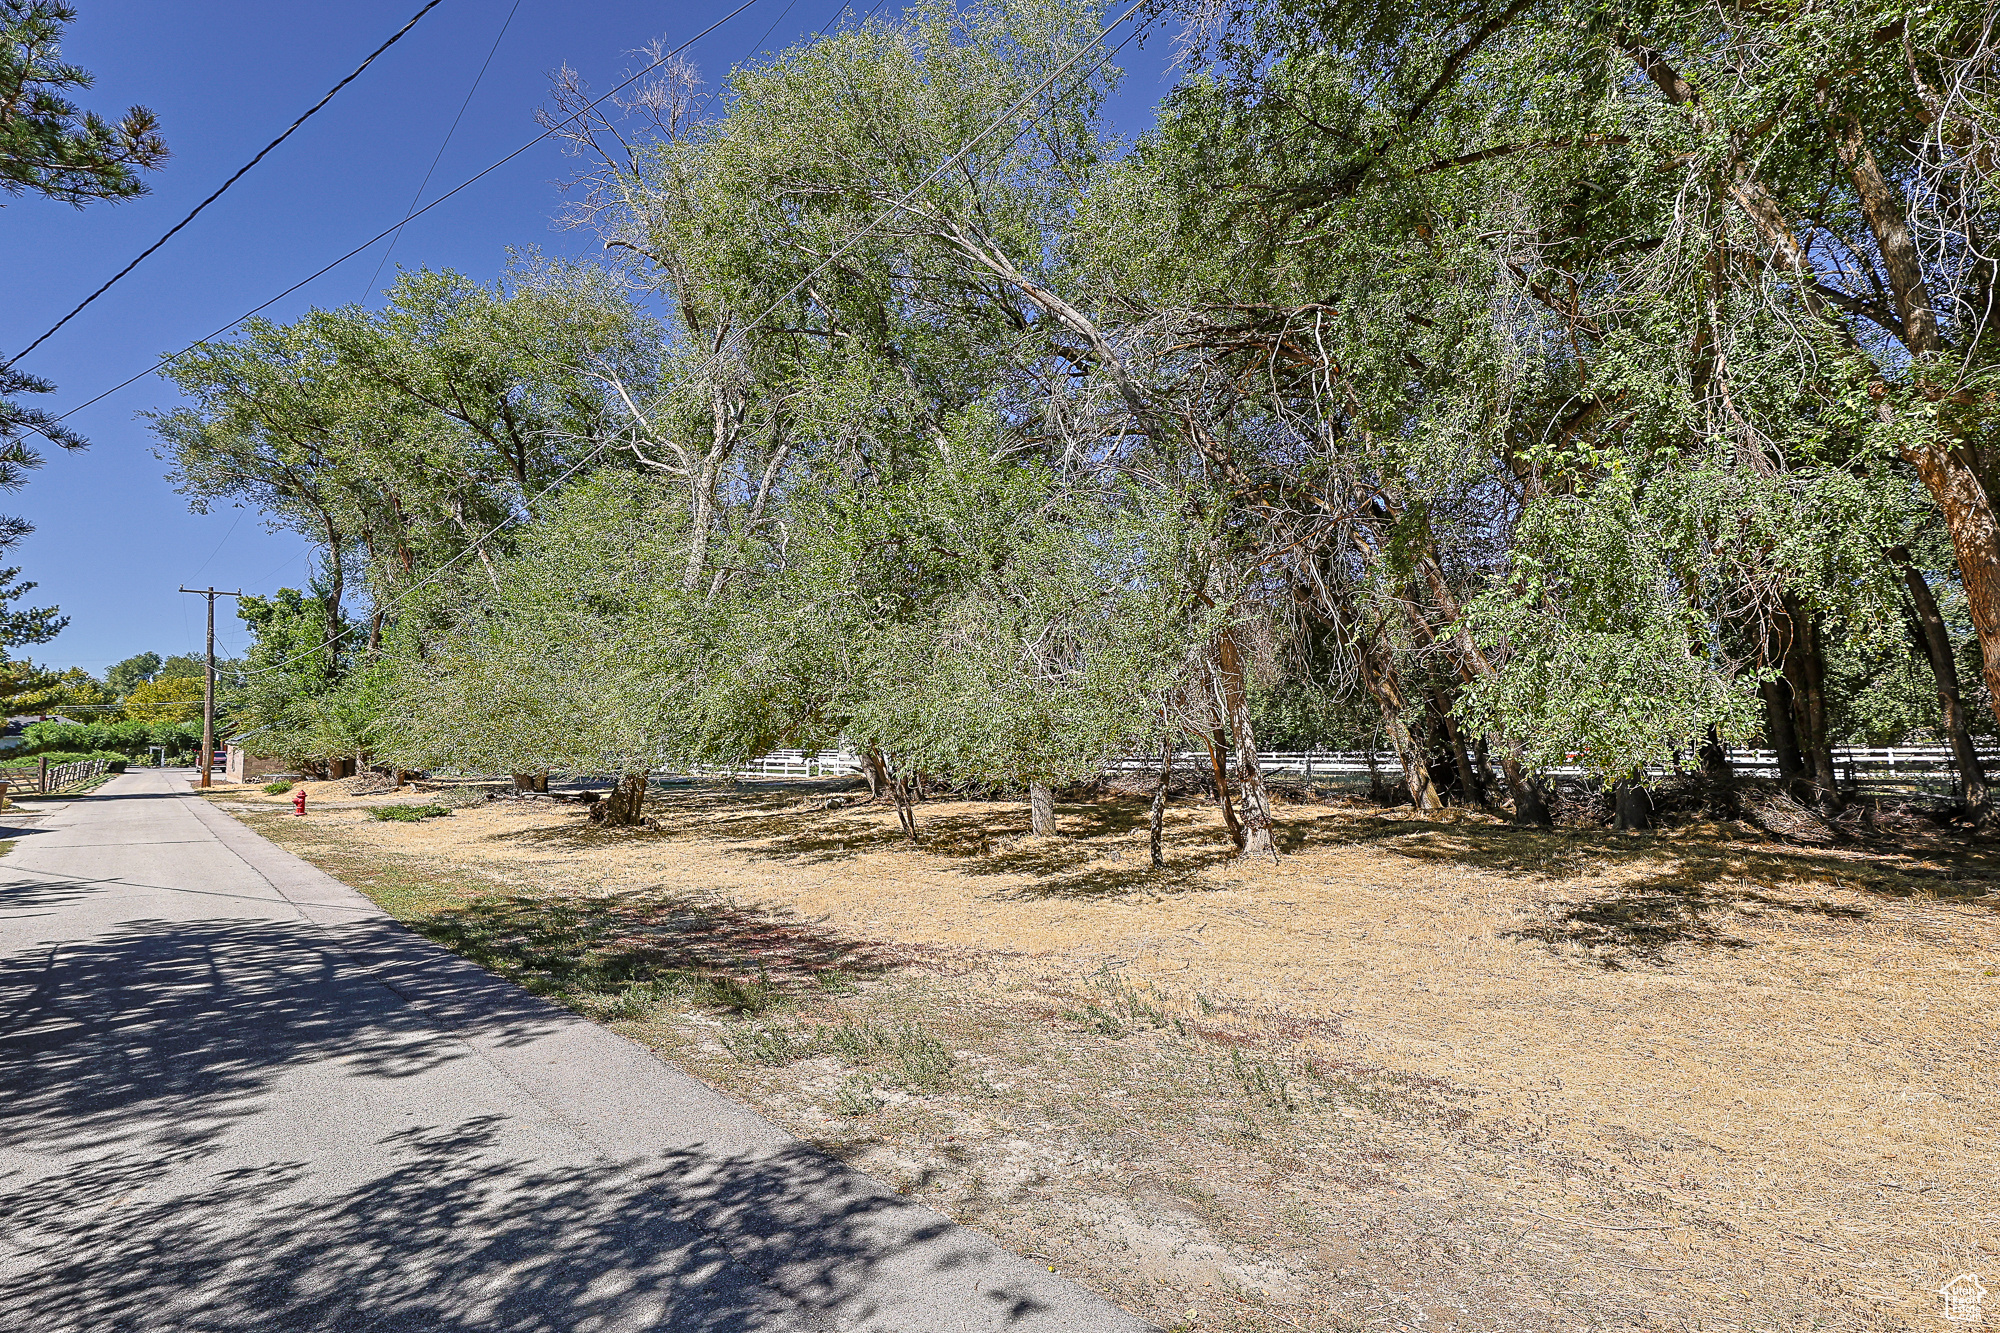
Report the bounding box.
[27,0,773,434]
[9,0,450,366]
[361,0,525,301]
[228,0,1152,681]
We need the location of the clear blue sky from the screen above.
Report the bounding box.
[4,0,1173,676]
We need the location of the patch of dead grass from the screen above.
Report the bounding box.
[222,782,2000,1333]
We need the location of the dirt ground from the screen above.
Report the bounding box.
[210,776,2000,1333]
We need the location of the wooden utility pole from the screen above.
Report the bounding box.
[179,587,243,788]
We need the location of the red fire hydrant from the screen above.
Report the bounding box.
[293,787,307,817]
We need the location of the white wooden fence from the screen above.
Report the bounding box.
[723,749,865,779]
[720,743,1997,793]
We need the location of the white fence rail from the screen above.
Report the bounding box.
[717,744,1996,792]
[719,750,866,779]
[1250,745,1995,788]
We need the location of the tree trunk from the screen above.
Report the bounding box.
[1759,678,1806,781]
[1316,581,1441,810]
[323,530,344,678]
[1364,744,1392,805]
[1028,782,1056,837]
[1889,545,1989,817]
[1906,446,2000,735]
[1409,553,1548,824]
[1499,755,1552,827]
[1422,706,1461,804]
[862,747,886,800]
[889,761,918,841]
[591,771,650,826]
[1699,724,1734,779]
[1778,596,1839,810]
[1431,691,1481,804]
[1613,771,1653,831]
[1217,632,1276,860]
[1150,742,1170,869]
[1384,706,1441,810]
[1205,729,1244,847]
[1347,613,1439,809]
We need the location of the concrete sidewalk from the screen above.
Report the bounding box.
[0,768,1151,1332]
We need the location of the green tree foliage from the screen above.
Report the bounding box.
[1,0,165,204]
[225,587,363,769]
[2,3,169,638]
[0,564,63,649]
[147,0,2000,833]
[382,444,1204,829]
[20,717,199,759]
[0,362,85,542]
[153,261,659,668]
[104,651,160,697]
[121,675,203,722]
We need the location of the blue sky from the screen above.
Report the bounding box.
[5,0,1173,675]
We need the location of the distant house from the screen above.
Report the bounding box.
[0,715,79,751]
[224,742,291,784]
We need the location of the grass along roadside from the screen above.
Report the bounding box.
[215,781,2000,1333]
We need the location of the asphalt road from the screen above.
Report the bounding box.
[0,768,1151,1332]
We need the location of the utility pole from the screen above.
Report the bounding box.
[179,587,243,788]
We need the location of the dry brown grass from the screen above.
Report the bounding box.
[212,777,2000,1333]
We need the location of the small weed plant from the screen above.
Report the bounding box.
[721,1014,957,1092]
[1060,976,1182,1039]
[831,1075,881,1117]
[1229,1048,1301,1112]
[262,779,296,795]
[723,1020,810,1065]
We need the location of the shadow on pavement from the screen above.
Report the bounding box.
[0,1116,1031,1332]
[0,916,553,1157]
[0,915,1059,1331]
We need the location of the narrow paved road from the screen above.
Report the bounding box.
[0,769,1149,1332]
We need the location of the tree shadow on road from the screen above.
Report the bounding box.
[0,1111,1064,1331]
[0,915,1103,1331]
[0,916,563,1157]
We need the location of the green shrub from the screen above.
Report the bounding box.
[262,779,297,795]
[20,720,198,759]
[371,803,452,822]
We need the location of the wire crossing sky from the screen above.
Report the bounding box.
[9,0,450,365]
[1,0,1176,673]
